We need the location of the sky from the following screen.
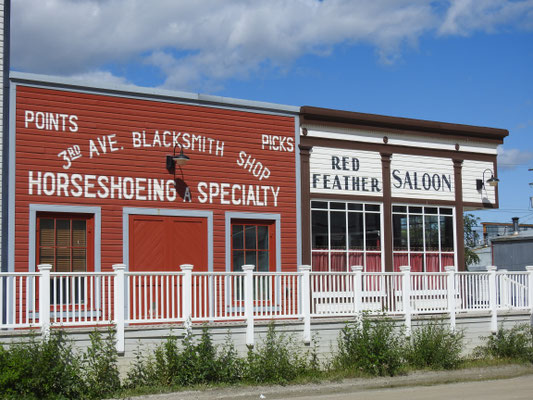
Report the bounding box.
[10,0,533,226]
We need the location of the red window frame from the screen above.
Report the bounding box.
[36,213,95,273]
[231,220,276,272]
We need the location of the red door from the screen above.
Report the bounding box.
[129,215,208,272]
[128,215,208,321]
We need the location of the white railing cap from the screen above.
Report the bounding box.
[180,264,194,271]
[486,265,497,271]
[241,264,255,271]
[444,265,456,272]
[298,265,312,272]
[350,265,364,272]
[526,266,533,272]
[112,264,126,271]
[37,264,53,271]
[399,265,411,272]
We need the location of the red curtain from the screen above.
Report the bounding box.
[393,253,409,272]
[441,253,455,269]
[312,252,328,271]
[330,253,347,272]
[410,253,423,272]
[425,254,440,272]
[366,253,382,272]
[348,252,364,269]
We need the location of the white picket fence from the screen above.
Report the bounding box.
[1,264,533,352]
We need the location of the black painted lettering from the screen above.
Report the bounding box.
[392,169,402,188]
[352,176,360,191]
[352,157,360,171]
[442,174,451,191]
[422,173,431,190]
[332,156,340,170]
[323,175,330,189]
[432,174,441,191]
[361,177,368,192]
[404,172,413,190]
[312,174,320,189]
[333,175,342,190]
[371,178,381,192]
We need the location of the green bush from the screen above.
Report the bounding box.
[0,330,83,399]
[245,323,319,384]
[475,324,533,362]
[407,321,464,369]
[333,316,407,376]
[81,329,121,399]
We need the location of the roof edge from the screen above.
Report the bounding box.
[301,106,508,142]
[9,71,300,115]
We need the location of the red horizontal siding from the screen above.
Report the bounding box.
[14,85,298,273]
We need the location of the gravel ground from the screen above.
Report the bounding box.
[121,363,533,400]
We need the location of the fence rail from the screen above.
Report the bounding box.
[1,264,533,352]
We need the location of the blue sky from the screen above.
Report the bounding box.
[11,0,533,225]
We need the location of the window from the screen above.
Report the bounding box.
[231,221,274,272]
[311,201,382,272]
[37,214,94,272]
[392,206,455,272]
[37,213,94,305]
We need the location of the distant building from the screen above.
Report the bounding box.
[481,220,533,246]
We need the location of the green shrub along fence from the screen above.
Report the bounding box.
[1,319,532,399]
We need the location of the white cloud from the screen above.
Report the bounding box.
[497,147,533,170]
[11,0,533,91]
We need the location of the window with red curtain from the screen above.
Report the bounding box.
[311,201,382,272]
[231,221,274,272]
[392,206,455,272]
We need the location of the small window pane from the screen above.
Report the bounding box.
[56,248,70,272]
[72,220,86,246]
[440,216,454,251]
[366,213,381,250]
[330,211,346,250]
[257,226,268,250]
[72,248,86,272]
[311,201,327,209]
[365,204,380,212]
[440,208,453,215]
[409,206,423,214]
[348,203,363,211]
[393,214,408,251]
[40,219,55,247]
[424,207,438,215]
[233,250,244,272]
[425,215,439,251]
[232,225,244,249]
[312,210,328,250]
[56,220,71,247]
[392,206,406,213]
[257,251,269,272]
[39,247,54,266]
[245,251,256,266]
[410,215,424,251]
[348,212,363,250]
[245,226,257,250]
[330,202,346,210]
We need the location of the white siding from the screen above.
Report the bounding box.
[462,160,497,205]
[390,154,455,201]
[305,125,499,155]
[309,146,382,196]
[0,0,4,266]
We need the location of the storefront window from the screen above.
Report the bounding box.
[392,206,455,272]
[231,222,272,272]
[311,201,382,272]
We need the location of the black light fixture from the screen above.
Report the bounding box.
[166,143,190,172]
[476,168,499,191]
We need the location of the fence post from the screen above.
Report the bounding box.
[38,264,52,338]
[499,269,508,309]
[351,265,363,317]
[526,266,533,325]
[298,265,312,344]
[445,265,456,331]
[487,265,498,333]
[400,265,411,336]
[112,264,126,354]
[242,264,255,347]
[180,264,194,329]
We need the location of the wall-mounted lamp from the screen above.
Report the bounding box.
[166,143,190,172]
[476,168,499,191]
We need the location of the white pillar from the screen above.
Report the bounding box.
[38,264,52,339]
[242,264,255,347]
[400,265,411,336]
[487,265,498,333]
[299,265,312,344]
[180,264,194,329]
[351,265,363,316]
[112,264,126,354]
[500,269,508,309]
[526,266,533,325]
[445,265,456,331]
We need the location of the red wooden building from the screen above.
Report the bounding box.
[7,74,301,276]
